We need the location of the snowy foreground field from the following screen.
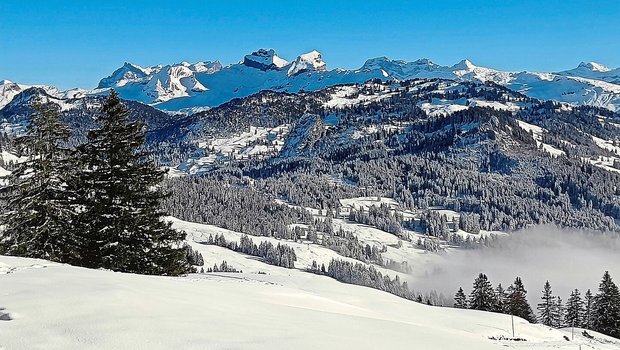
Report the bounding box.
[2,255,619,349]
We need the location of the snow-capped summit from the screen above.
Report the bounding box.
[451,59,513,85]
[451,59,477,71]
[359,57,450,80]
[95,60,224,104]
[97,62,151,89]
[558,62,620,85]
[188,61,223,74]
[1,80,33,109]
[578,61,611,72]
[287,50,327,76]
[242,49,289,71]
[144,65,208,102]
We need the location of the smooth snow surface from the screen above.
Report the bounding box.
[2,254,619,350]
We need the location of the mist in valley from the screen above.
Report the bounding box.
[414,225,620,305]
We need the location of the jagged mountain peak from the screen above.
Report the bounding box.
[242,49,289,71]
[98,62,150,89]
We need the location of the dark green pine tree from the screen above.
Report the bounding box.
[537,280,555,327]
[0,102,78,262]
[507,277,536,323]
[73,91,189,275]
[593,271,620,338]
[454,287,467,308]
[565,289,584,328]
[469,273,495,311]
[493,283,508,313]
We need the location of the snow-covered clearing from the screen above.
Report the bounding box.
[176,125,289,174]
[323,85,397,108]
[170,217,406,279]
[516,120,566,156]
[584,156,620,174]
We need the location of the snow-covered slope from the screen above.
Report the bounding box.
[2,254,619,350]
[558,62,620,84]
[0,80,89,110]
[0,80,30,110]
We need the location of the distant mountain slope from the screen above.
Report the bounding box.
[2,78,619,233]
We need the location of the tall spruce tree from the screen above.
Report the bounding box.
[593,271,620,338]
[507,277,536,323]
[73,91,189,275]
[583,289,595,330]
[493,283,508,313]
[554,296,565,328]
[537,281,555,327]
[454,287,467,308]
[0,102,77,262]
[469,273,495,311]
[565,289,584,328]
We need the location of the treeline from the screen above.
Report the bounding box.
[203,260,242,273]
[455,273,536,322]
[312,258,415,301]
[203,233,297,269]
[455,271,620,339]
[163,176,314,239]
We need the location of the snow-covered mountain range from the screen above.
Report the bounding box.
[2,50,620,112]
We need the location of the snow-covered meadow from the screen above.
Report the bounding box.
[2,252,619,350]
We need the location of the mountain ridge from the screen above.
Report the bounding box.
[2,50,620,113]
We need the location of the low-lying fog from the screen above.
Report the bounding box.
[415,225,620,304]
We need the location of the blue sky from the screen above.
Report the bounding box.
[1,0,618,89]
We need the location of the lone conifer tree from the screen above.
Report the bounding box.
[507,277,536,323]
[593,271,620,338]
[583,289,595,330]
[493,283,508,313]
[0,102,77,262]
[554,296,565,328]
[469,273,495,311]
[537,281,555,326]
[73,91,188,275]
[565,289,583,328]
[454,287,467,308]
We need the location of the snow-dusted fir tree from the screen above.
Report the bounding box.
[565,289,583,328]
[537,281,555,327]
[73,91,189,275]
[507,277,536,323]
[553,296,565,328]
[454,287,467,308]
[593,271,620,338]
[493,283,508,313]
[0,102,77,262]
[583,289,595,330]
[469,273,495,311]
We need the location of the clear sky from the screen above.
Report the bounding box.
[1,0,618,90]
